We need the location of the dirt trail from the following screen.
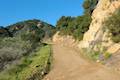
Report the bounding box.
[43,43,120,80]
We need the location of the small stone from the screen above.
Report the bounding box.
[96,60,100,63]
[46,78,50,80]
[41,71,44,75]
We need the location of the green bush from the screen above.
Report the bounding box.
[82,47,112,62]
[91,51,100,60]
[104,9,120,43]
[83,0,98,15]
[0,37,32,70]
[103,52,112,59]
[56,0,97,41]
[0,45,52,80]
[83,0,91,9]
[56,14,92,40]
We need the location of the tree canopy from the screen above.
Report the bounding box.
[56,0,97,40]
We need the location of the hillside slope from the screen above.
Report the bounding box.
[79,0,120,54]
[0,19,55,80]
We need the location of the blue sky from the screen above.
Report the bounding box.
[0,0,84,26]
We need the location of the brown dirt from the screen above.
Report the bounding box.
[43,43,120,80]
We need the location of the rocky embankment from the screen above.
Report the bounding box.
[79,0,120,54]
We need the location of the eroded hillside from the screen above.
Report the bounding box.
[79,0,120,54]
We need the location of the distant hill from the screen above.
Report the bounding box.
[0,19,56,39]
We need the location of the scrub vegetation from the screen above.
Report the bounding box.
[56,0,98,40]
[0,19,54,80]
